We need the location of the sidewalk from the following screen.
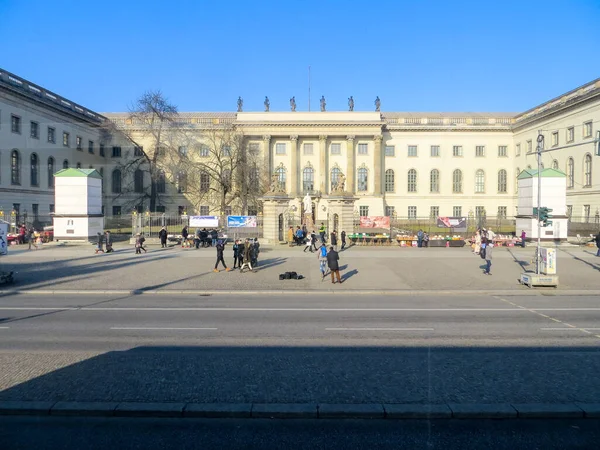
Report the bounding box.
[1,243,599,293]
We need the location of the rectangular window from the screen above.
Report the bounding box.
[516,143,521,156]
[475,206,486,218]
[408,206,417,219]
[99,144,105,157]
[200,206,210,216]
[224,206,232,217]
[30,121,39,139]
[63,132,70,147]
[584,205,591,222]
[249,143,260,155]
[552,131,559,147]
[303,143,313,155]
[49,204,55,214]
[566,205,572,219]
[76,136,82,150]
[452,145,463,157]
[453,206,462,217]
[179,146,188,156]
[47,127,56,143]
[221,145,231,156]
[567,127,574,143]
[359,206,369,217]
[497,206,507,219]
[112,146,121,157]
[385,206,395,217]
[475,145,485,157]
[407,145,418,157]
[430,206,439,218]
[275,143,286,155]
[498,145,507,157]
[155,206,166,213]
[430,145,440,157]
[112,206,122,216]
[385,145,395,157]
[527,140,532,153]
[199,145,210,157]
[88,140,94,154]
[11,115,21,133]
[358,143,368,155]
[330,143,341,155]
[134,146,144,156]
[32,204,39,220]
[248,207,258,216]
[584,121,593,138]
[178,206,186,215]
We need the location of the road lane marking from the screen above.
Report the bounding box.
[0,326,9,329]
[110,327,218,331]
[325,328,434,331]
[541,327,600,331]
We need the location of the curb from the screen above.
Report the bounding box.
[2,289,600,297]
[0,401,596,420]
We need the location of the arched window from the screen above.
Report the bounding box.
[176,170,187,193]
[303,166,314,192]
[276,166,286,191]
[497,169,507,193]
[63,159,69,169]
[407,169,417,192]
[30,153,39,186]
[567,157,574,188]
[200,171,210,193]
[47,157,55,188]
[112,169,122,193]
[156,170,166,193]
[11,150,20,185]
[134,169,144,193]
[552,159,559,170]
[385,169,395,192]
[331,167,341,191]
[430,169,439,193]
[584,154,592,187]
[76,162,81,169]
[475,169,485,193]
[357,167,368,191]
[452,169,462,193]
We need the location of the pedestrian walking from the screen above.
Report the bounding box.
[27,228,38,250]
[483,239,493,275]
[327,246,342,284]
[240,239,255,273]
[310,230,318,252]
[521,230,527,248]
[317,243,328,280]
[181,226,189,248]
[94,231,104,254]
[304,234,313,252]
[158,226,168,248]
[341,230,347,250]
[251,238,260,267]
[330,230,338,252]
[105,230,114,253]
[213,239,230,272]
[135,233,147,254]
[232,239,241,269]
[594,232,600,257]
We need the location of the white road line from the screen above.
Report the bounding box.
[0,326,9,329]
[110,327,218,331]
[541,327,600,331]
[325,327,434,331]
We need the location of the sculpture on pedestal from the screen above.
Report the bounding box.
[237,96,243,112]
[290,96,296,112]
[320,95,326,112]
[374,96,381,112]
[264,96,270,112]
[268,172,286,194]
[348,96,354,111]
[303,193,312,213]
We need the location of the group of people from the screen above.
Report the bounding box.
[95,230,115,254]
[288,224,347,252]
[316,242,343,284]
[16,224,40,250]
[214,238,261,273]
[416,230,430,247]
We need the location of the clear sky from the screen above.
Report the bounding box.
[1,0,599,113]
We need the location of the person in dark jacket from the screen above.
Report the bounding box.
[310,230,319,252]
[330,230,338,251]
[95,232,104,254]
[326,246,342,284]
[210,228,218,247]
[135,233,147,254]
[251,238,260,267]
[181,226,189,248]
[240,239,255,273]
[483,240,493,275]
[341,230,347,250]
[105,231,113,253]
[200,228,208,247]
[594,232,600,257]
[158,226,168,248]
[213,239,230,272]
[232,239,241,269]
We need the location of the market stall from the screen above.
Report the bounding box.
[347,232,392,246]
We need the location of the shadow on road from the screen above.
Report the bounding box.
[506,248,531,273]
[341,269,358,282]
[560,249,600,273]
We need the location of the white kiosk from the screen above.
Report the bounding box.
[53,168,104,241]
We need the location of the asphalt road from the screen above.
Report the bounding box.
[0,293,599,405]
[2,416,600,450]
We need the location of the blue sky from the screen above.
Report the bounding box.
[1,0,599,113]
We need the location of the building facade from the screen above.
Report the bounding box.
[2,66,599,234]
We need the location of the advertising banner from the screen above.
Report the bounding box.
[189,215,219,228]
[359,216,391,228]
[540,247,557,275]
[436,216,467,231]
[227,216,257,228]
[0,222,8,255]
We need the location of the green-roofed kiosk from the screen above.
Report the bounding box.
[53,168,104,241]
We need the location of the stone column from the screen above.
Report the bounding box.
[263,135,272,177]
[319,135,328,194]
[290,135,299,196]
[346,135,355,194]
[373,135,383,195]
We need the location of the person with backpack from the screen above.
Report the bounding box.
[483,238,493,275]
[135,233,146,254]
[317,243,328,280]
[213,239,231,272]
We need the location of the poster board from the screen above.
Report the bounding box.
[189,216,219,228]
[0,222,8,255]
[227,216,257,228]
[436,217,467,232]
[359,216,390,228]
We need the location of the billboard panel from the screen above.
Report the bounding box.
[227,216,257,228]
[436,216,467,231]
[189,215,219,228]
[359,216,391,228]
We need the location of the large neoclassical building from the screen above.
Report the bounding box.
[1,66,599,232]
